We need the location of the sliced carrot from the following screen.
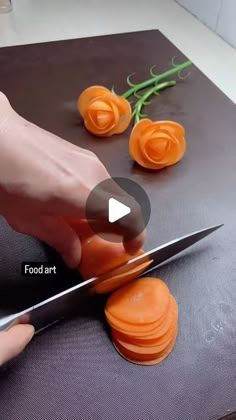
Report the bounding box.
[160,121,185,140]
[105,275,178,365]
[131,296,178,343]
[111,295,178,345]
[113,331,177,365]
[106,95,132,135]
[94,259,151,294]
[105,289,172,332]
[106,303,175,338]
[129,119,159,169]
[112,318,176,348]
[78,86,110,117]
[66,217,146,288]
[96,111,114,128]
[78,234,144,279]
[129,119,186,170]
[105,311,166,334]
[105,295,173,336]
[78,86,132,137]
[77,86,132,137]
[65,218,94,241]
[112,324,177,355]
[107,291,175,327]
[84,95,120,136]
[105,278,170,324]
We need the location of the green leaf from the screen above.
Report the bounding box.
[134,91,142,99]
[143,100,151,106]
[150,64,159,77]
[171,56,179,68]
[126,72,138,87]
[177,70,191,80]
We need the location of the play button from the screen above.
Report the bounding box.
[108,198,131,223]
[85,177,151,243]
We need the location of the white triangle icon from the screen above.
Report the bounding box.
[108,198,131,223]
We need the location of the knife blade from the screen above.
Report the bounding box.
[0,224,223,332]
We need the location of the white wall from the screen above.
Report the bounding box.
[176,0,236,48]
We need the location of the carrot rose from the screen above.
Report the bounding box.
[129,119,186,170]
[78,86,131,137]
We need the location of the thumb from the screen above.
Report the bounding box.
[0,324,35,366]
[26,215,82,269]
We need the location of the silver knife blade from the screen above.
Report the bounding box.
[0,224,223,332]
[112,223,224,276]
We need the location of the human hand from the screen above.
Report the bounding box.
[0,324,34,367]
[0,92,145,268]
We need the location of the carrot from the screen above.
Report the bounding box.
[111,295,178,345]
[105,94,132,135]
[105,277,179,365]
[66,219,179,366]
[78,86,110,118]
[78,86,132,137]
[129,119,186,170]
[94,260,151,294]
[113,332,177,365]
[79,236,130,279]
[84,95,120,136]
[105,278,170,324]
[78,234,144,280]
[105,310,170,334]
[65,217,148,292]
[112,319,176,348]
[65,218,94,241]
[112,324,177,355]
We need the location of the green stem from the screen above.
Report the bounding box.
[134,81,176,124]
[122,60,192,99]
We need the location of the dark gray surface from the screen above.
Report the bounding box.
[0,30,236,420]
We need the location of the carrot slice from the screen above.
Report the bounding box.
[65,218,94,241]
[105,278,170,324]
[108,291,175,326]
[105,275,178,365]
[159,121,185,140]
[131,296,178,343]
[94,260,151,294]
[105,295,176,338]
[84,95,120,136]
[111,295,178,344]
[105,311,167,334]
[112,324,177,355]
[106,95,132,135]
[78,86,110,117]
[112,318,176,348]
[105,295,173,336]
[79,234,144,279]
[105,289,172,332]
[113,331,177,365]
[129,119,157,169]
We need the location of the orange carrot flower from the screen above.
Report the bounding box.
[129,119,186,170]
[78,86,132,137]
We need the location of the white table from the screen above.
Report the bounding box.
[1,0,236,104]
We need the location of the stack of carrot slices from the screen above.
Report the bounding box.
[105,277,178,365]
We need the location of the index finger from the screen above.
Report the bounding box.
[85,177,150,252]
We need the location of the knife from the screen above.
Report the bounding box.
[0,224,223,333]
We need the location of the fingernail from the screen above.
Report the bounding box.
[62,252,81,270]
[25,325,35,341]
